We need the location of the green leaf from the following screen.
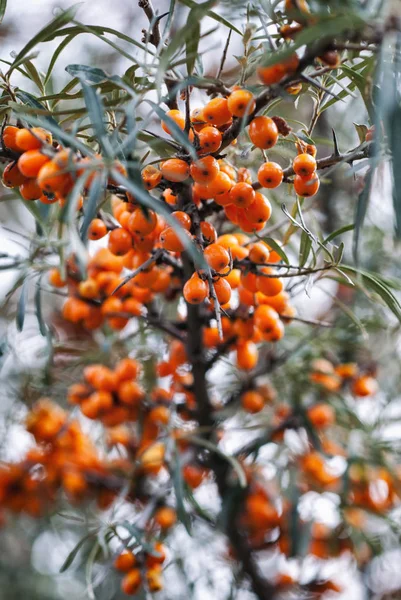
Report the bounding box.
[178,0,241,35]
[45,34,77,85]
[322,224,354,245]
[66,64,109,84]
[34,276,47,336]
[80,80,112,157]
[341,265,401,323]
[0,0,7,24]
[10,5,81,72]
[186,21,201,76]
[261,236,289,265]
[80,173,105,242]
[172,445,191,534]
[146,100,197,161]
[299,230,312,268]
[353,123,368,144]
[15,90,59,128]
[388,105,401,238]
[353,167,373,263]
[16,278,29,332]
[60,532,96,573]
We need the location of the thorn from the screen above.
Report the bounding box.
[332,129,340,157]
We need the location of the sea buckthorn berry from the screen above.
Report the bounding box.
[229,182,256,208]
[249,241,270,264]
[237,167,252,184]
[146,542,166,567]
[2,162,26,188]
[183,273,208,304]
[241,271,258,293]
[37,161,72,195]
[256,267,284,296]
[204,243,230,273]
[213,277,231,305]
[258,53,299,85]
[293,153,317,176]
[154,506,177,529]
[245,192,272,223]
[114,550,136,573]
[141,165,162,189]
[190,156,219,184]
[225,268,241,289]
[163,188,177,205]
[161,158,189,182]
[161,109,185,134]
[172,210,192,231]
[182,464,207,489]
[78,279,100,299]
[352,375,378,397]
[128,208,157,236]
[207,171,233,198]
[307,404,336,429]
[115,358,140,382]
[160,227,190,252]
[319,50,341,68]
[3,125,21,152]
[257,162,283,189]
[249,116,279,149]
[48,268,66,288]
[236,340,258,370]
[88,218,108,240]
[108,228,133,256]
[198,126,222,153]
[254,305,279,333]
[19,179,42,201]
[241,390,265,413]
[257,290,289,313]
[227,89,256,118]
[286,82,303,95]
[146,566,163,592]
[334,363,358,379]
[200,221,217,244]
[118,381,144,406]
[121,568,142,595]
[203,97,231,127]
[15,127,52,151]
[293,173,320,197]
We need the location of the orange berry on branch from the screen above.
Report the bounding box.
[127,208,157,236]
[108,228,133,256]
[245,192,272,223]
[160,227,190,252]
[258,53,299,85]
[197,126,222,154]
[160,158,189,182]
[190,155,219,184]
[2,162,26,188]
[15,127,52,151]
[212,277,232,305]
[241,390,265,413]
[254,304,279,333]
[203,97,231,127]
[200,221,217,244]
[161,109,185,134]
[141,165,162,189]
[352,375,378,397]
[293,153,317,177]
[171,210,192,231]
[229,181,256,208]
[204,243,231,273]
[207,171,233,198]
[183,273,208,304]
[154,506,177,530]
[19,178,42,201]
[256,267,284,296]
[248,116,279,149]
[236,340,259,370]
[227,89,256,118]
[88,218,108,240]
[114,550,137,573]
[249,241,270,264]
[121,568,142,595]
[257,161,283,189]
[293,173,320,197]
[3,125,21,152]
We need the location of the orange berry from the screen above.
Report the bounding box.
[118,381,145,406]
[257,162,283,189]
[171,210,192,231]
[88,218,108,240]
[213,277,231,305]
[236,340,258,370]
[141,165,162,189]
[2,162,26,188]
[227,89,256,118]
[307,404,336,429]
[293,173,320,197]
[203,97,231,127]
[15,127,52,151]
[161,109,185,134]
[249,241,270,264]
[121,568,142,595]
[207,171,233,198]
[248,116,279,149]
[198,126,222,153]
[115,358,140,382]
[256,267,284,296]
[114,550,137,573]
[241,390,265,413]
[101,296,123,317]
[182,464,207,489]
[48,268,66,288]
[257,290,289,313]
[163,188,177,205]
[204,243,230,273]
[293,153,317,176]
[78,279,100,299]
[148,405,170,425]
[108,228,133,256]
[183,273,208,304]
[258,54,299,85]
[160,227,190,252]
[3,126,21,152]
[128,208,157,236]
[200,221,217,244]
[37,161,72,195]
[190,155,219,184]
[334,363,358,379]
[146,542,166,567]
[19,178,42,201]
[245,192,272,223]
[84,365,117,391]
[241,271,258,293]
[229,182,256,208]
[154,506,177,529]
[161,158,189,182]
[352,375,378,397]
[254,304,279,333]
